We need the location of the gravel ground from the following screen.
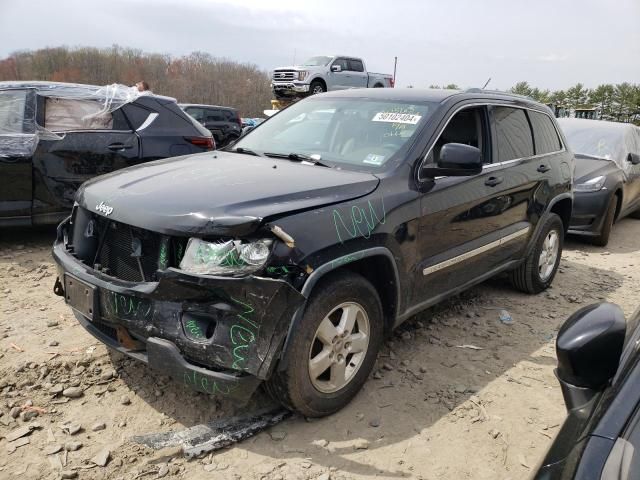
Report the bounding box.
[1,218,638,480]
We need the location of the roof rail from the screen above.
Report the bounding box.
[464,88,533,100]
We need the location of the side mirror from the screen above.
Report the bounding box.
[628,153,640,165]
[331,64,342,72]
[556,303,626,411]
[421,143,482,178]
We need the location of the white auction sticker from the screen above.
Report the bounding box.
[363,153,385,165]
[372,112,422,124]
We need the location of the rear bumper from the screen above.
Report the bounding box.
[568,190,611,236]
[52,218,305,401]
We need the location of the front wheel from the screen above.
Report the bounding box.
[266,271,383,417]
[309,80,326,95]
[510,213,564,294]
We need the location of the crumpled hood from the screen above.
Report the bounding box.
[76,151,379,237]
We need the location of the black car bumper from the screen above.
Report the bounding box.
[52,218,305,401]
[568,190,612,237]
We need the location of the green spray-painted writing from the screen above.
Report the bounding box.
[184,319,205,339]
[229,297,259,370]
[332,197,386,244]
[103,292,152,320]
[183,370,235,396]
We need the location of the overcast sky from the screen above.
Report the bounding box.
[0,0,638,90]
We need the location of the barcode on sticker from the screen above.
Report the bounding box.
[372,112,422,124]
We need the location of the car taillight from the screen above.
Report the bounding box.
[236,112,242,126]
[390,78,395,88]
[185,136,215,150]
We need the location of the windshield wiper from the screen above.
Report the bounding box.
[264,152,331,167]
[228,147,264,157]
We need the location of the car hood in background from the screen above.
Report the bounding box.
[574,155,619,183]
[76,151,379,237]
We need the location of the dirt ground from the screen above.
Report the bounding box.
[1,218,638,480]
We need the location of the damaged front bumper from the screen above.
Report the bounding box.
[52,218,304,401]
[271,81,310,95]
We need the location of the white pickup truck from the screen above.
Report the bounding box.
[271,55,394,99]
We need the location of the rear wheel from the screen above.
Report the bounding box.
[591,195,617,246]
[511,213,564,294]
[266,271,383,417]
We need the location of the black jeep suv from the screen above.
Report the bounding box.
[53,88,574,417]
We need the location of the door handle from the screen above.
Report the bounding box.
[485,176,503,187]
[537,164,551,173]
[107,143,133,151]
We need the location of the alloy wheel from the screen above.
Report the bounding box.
[539,229,560,281]
[308,302,370,393]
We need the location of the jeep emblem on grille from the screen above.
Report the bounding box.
[95,201,113,216]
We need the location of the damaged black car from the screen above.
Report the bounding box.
[53,88,574,417]
[0,81,213,227]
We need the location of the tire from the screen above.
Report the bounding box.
[510,213,564,294]
[591,195,617,247]
[630,207,640,219]
[309,80,326,95]
[266,271,383,417]
[373,83,384,88]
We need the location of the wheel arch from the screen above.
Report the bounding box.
[524,193,572,257]
[276,247,400,371]
[549,195,572,234]
[310,77,327,90]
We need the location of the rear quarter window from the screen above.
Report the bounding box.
[529,110,562,154]
[122,103,154,130]
[492,106,534,162]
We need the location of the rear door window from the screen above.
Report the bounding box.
[44,98,114,131]
[184,107,205,122]
[492,106,534,162]
[204,109,225,122]
[528,110,562,155]
[349,59,365,72]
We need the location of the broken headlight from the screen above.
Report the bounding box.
[179,238,272,276]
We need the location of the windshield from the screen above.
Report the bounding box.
[234,97,435,171]
[558,119,639,169]
[300,56,333,67]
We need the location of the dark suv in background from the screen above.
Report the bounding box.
[53,88,574,417]
[180,103,242,148]
[0,81,213,227]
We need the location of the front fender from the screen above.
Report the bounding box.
[276,246,400,373]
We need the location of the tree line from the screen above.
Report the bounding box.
[509,81,640,124]
[430,81,640,124]
[1,46,638,123]
[0,46,273,117]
